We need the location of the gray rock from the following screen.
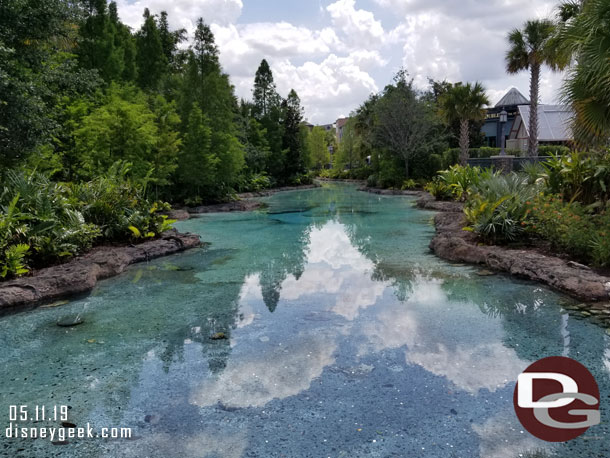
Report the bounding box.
[0,230,201,311]
[429,210,610,304]
[57,316,84,327]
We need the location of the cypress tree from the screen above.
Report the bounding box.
[136,8,167,91]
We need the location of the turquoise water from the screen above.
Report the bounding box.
[0,183,608,457]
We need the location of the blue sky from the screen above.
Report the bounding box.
[118,0,564,124]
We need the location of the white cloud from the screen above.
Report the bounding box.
[116,0,243,31]
[326,0,385,49]
[380,0,563,103]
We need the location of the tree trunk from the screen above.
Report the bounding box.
[459,119,470,165]
[528,63,540,157]
[404,157,409,179]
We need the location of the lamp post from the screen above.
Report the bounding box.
[499,110,508,156]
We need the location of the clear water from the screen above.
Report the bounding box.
[0,183,608,458]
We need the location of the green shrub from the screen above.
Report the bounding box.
[465,174,539,243]
[366,174,378,188]
[437,165,496,201]
[401,179,418,190]
[524,194,608,264]
[68,162,173,242]
[540,152,610,205]
[537,145,570,156]
[425,177,452,200]
[0,163,175,279]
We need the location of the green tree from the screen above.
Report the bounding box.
[239,101,271,174]
[374,70,441,179]
[158,11,186,67]
[506,19,558,157]
[438,82,489,165]
[553,0,610,147]
[136,9,167,91]
[252,59,284,177]
[253,59,281,118]
[334,118,359,170]
[308,127,329,170]
[176,104,218,199]
[74,84,179,188]
[78,0,126,82]
[281,90,306,181]
[177,18,244,196]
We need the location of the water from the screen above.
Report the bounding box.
[0,183,608,458]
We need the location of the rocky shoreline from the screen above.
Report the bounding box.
[415,194,610,306]
[0,230,201,312]
[358,186,423,196]
[187,183,321,215]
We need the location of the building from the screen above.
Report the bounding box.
[482,88,529,148]
[481,88,573,153]
[335,118,349,142]
[506,105,573,152]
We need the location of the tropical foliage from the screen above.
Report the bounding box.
[553,0,610,147]
[0,164,172,278]
[438,82,490,165]
[506,19,559,157]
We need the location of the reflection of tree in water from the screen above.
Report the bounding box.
[257,222,312,312]
[251,184,371,312]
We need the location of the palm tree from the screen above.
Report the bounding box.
[506,19,558,157]
[553,0,610,148]
[439,82,490,165]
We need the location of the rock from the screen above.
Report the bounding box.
[210,332,227,340]
[0,230,201,311]
[57,316,84,327]
[358,187,423,196]
[190,200,262,214]
[427,199,610,305]
[567,261,591,271]
[450,409,458,415]
[580,311,592,317]
[144,414,161,425]
[476,270,496,277]
[166,209,190,220]
[61,422,76,428]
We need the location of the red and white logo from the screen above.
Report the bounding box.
[513,356,600,442]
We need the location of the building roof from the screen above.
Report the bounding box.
[336,118,349,129]
[518,104,573,141]
[495,88,529,108]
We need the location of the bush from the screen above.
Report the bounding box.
[524,194,610,265]
[465,174,539,243]
[537,145,570,156]
[436,165,496,201]
[366,174,378,188]
[0,163,175,279]
[401,179,418,190]
[68,162,174,242]
[424,177,452,200]
[0,172,100,277]
[540,152,610,205]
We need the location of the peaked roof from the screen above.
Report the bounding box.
[495,88,529,108]
[518,105,573,141]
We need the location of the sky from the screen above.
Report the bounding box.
[116,0,565,124]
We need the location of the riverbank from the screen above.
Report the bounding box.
[415,193,610,306]
[187,183,321,214]
[0,230,201,312]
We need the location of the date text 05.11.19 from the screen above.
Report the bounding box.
[9,405,69,423]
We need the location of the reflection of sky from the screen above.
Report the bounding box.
[191,220,529,411]
[1,186,608,458]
